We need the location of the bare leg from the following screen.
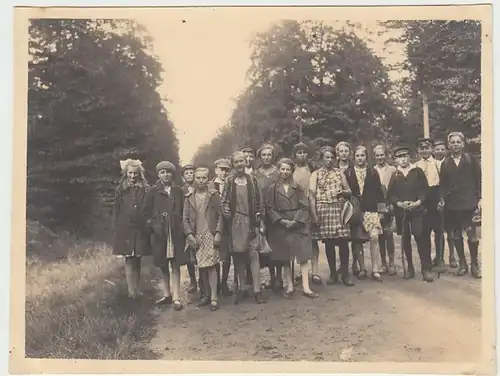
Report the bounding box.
[170,261,181,304]
[301,262,313,294]
[159,264,171,298]
[369,235,382,281]
[208,266,219,302]
[250,250,267,303]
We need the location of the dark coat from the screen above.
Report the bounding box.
[266,180,312,263]
[439,153,481,211]
[208,179,232,259]
[112,182,151,257]
[387,166,429,217]
[142,181,186,266]
[344,165,385,212]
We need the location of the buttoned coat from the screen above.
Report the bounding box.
[265,180,312,263]
[112,182,151,257]
[142,181,186,266]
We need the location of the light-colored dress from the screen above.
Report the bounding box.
[194,192,220,268]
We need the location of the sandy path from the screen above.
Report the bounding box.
[148,241,482,362]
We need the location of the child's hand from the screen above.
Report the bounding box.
[187,234,198,249]
[213,232,221,248]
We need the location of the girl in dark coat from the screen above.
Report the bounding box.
[143,161,187,311]
[112,159,151,298]
[266,158,319,299]
[344,146,385,282]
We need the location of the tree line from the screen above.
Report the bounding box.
[193,20,481,167]
[27,19,181,237]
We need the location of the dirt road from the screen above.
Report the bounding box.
[148,240,482,362]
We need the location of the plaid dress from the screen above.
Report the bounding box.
[194,192,220,268]
[311,167,350,240]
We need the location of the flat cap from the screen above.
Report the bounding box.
[393,145,411,157]
[214,158,231,169]
[156,161,176,173]
[292,142,309,155]
[433,139,446,147]
[240,147,255,154]
[181,164,195,174]
[416,137,434,147]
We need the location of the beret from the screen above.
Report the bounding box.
[156,161,176,173]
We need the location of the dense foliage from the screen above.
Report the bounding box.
[28,19,180,235]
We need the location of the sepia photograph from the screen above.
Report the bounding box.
[10,4,494,375]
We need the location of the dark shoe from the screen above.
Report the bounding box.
[283,290,295,299]
[197,297,211,307]
[403,267,415,280]
[388,265,397,276]
[371,272,383,282]
[422,270,434,282]
[210,300,220,311]
[187,282,197,294]
[449,257,458,268]
[342,274,355,286]
[295,274,302,282]
[155,296,173,306]
[220,283,233,297]
[327,273,339,285]
[433,260,446,274]
[254,292,267,304]
[303,291,319,299]
[471,264,482,279]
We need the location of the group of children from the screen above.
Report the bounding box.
[112,131,482,312]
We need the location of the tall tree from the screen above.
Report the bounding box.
[28,19,180,235]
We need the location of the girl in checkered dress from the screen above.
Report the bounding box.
[183,167,223,311]
[309,146,352,286]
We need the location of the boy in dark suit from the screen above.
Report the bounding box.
[438,132,481,278]
[387,146,434,282]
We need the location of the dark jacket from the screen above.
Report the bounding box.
[112,181,151,257]
[387,165,429,217]
[142,181,186,266]
[439,153,481,211]
[345,165,385,212]
[183,189,224,237]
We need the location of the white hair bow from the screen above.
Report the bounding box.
[120,159,143,170]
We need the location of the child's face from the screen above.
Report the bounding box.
[448,136,464,154]
[216,166,229,180]
[183,169,194,184]
[127,166,140,183]
[337,146,350,161]
[354,149,367,166]
[374,148,387,165]
[279,163,292,180]
[158,169,173,185]
[244,152,254,167]
[233,156,246,174]
[418,143,433,159]
[396,154,410,168]
[294,150,308,164]
[195,171,209,188]
[322,151,335,168]
[260,148,273,165]
[434,145,447,160]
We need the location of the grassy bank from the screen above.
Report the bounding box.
[25,221,159,359]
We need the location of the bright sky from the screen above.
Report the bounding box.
[136,13,404,165]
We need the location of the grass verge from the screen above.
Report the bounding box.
[25,222,159,359]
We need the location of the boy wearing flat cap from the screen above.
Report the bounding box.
[415,138,445,271]
[438,132,481,278]
[210,158,234,297]
[241,147,256,176]
[387,146,434,282]
[143,161,187,310]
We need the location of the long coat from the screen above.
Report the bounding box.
[208,179,232,260]
[142,181,186,267]
[183,188,224,237]
[266,180,312,264]
[112,182,151,257]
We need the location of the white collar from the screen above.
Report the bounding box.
[397,163,416,174]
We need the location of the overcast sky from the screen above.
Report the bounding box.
[136,13,404,165]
